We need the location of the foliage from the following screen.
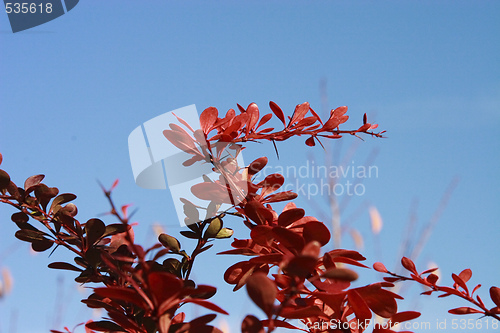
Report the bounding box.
[0,101,498,332]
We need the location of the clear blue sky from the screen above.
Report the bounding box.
[0,1,499,332]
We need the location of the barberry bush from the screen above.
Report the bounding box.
[0,101,498,333]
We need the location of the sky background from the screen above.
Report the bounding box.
[0,1,499,332]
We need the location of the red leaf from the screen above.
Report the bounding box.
[182,299,229,315]
[308,106,323,125]
[94,286,149,310]
[48,262,83,272]
[262,191,297,203]
[269,101,286,126]
[277,208,305,227]
[24,174,45,192]
[401,257,417,274]
[245,200,273,225]
[373,262,388,273]
[347,290,372,323]
[250,225,274,246]
[85,218,106,248]
[200,107,218,134]
[458,268,472,283]
[322,267,359,282]
[49,193,77,213]
[279,305,327,319]
[332,106,348,118]
[289,102,310,126]
[246,272,277,317]
[284,255,317,278]
[242,315,264,333]
[148,272,183,305]
[448,307,483,315]
[261,319,306,331]
[256,113,273,129]
[452,273,469,294]
[246,103,260,133]
[191,182,229,203]
[163,129,200,156]
[259,173,285,197]
[273,227,305,251]
[355,284,399,318]
[389,311,420,324]
[302,221,330,246]
[490,286,500,307]
[85,321,125,332]
[426,273,439,285]
[305,136,315,146]
[247,157,268,177]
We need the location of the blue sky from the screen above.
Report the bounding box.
[0,1,499,332]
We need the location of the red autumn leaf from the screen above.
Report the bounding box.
[163,129,200,156]
[245,200,273,225]
[373,262,388,273]
[452,273,469,294]
[305,136,315,146]
[94,286,149,310]
[308,106,323,125]
[247,157,268,177]
[426,273,439,285]
[262,191,298,203]
[269,101,286,126]
[389,311,420,324]
[448,307,483,315]
[224,261,256,291]
[273,227,305,251]
[259,173,285,197]
[355,284,399,318]
[242,315,265,333]
[347,290,372,323]
[401,257,417,274]
[261,319,307,331]
[322,267,359,282]
[256,113,273,129]
[181,299,229,315]
[48,262,83,272]
[284,255,317,278]
[85,218,106,248]
[458,268,472,283]
[200,107,218,134]
[357,123,371,132]
[24,174,45,192]
[277,208,305,227]
[328,249,366,261]
[302,221,330,246]
[191,182,228,202]
[246,272,277,317]
[148,272,183,305]
[279,305,327,319]
[490,286,500,307]
[250,225,274,246]
[49,193,77,214]
[85,320,125,332]
[332,106,348,118]
[289,102,310,126]
[246,103,260,133]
